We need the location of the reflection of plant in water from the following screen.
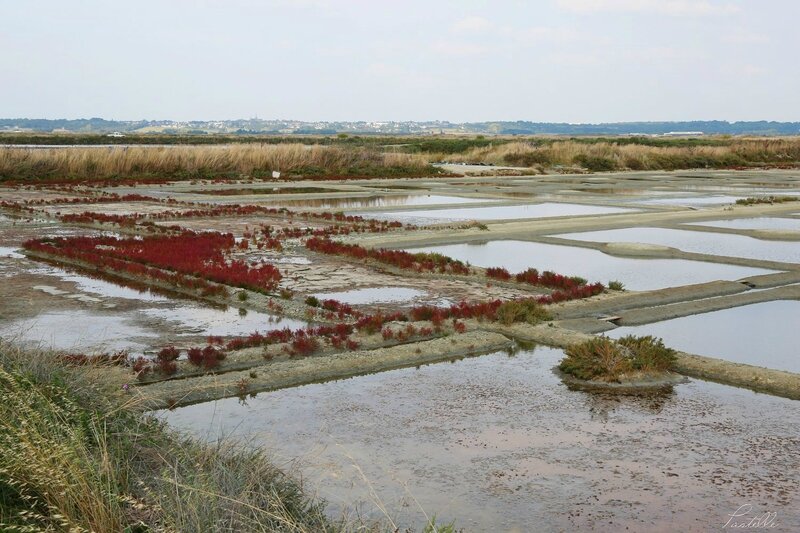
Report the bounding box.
[582,389,676,421]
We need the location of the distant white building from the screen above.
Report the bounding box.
[663,131,704,137]
[107,132,126,138]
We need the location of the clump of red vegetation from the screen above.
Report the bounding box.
[187,345,226,369]
[288,333,321,356]
[485,267,512,281]
[154,345,180,375]
[23,229,282,294]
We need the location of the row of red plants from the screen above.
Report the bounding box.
[0,192,163,207]
[131,284,604,377]
[305,237,472,275]
[23,229,283,294]
[486,266,591,291]
[24,192,162,205]
[103,202,409,232]
[307,238,604,295]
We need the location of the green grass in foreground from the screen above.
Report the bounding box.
[0,342,333,532]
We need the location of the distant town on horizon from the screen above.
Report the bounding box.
[2,118,799,136]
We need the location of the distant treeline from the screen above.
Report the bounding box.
[1,118,799,136]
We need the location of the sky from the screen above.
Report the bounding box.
[2,0,798,123]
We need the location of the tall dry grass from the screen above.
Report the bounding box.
[443,138,800,171]
[0,144,435,182]
[0,342,336,532]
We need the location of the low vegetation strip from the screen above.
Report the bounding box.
[306,236,471,274]
[305,237,605,302]
[132,300,553,380]
[0,343,333,532]
[734,196,799,205]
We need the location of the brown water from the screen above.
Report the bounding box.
[161,346,800,531]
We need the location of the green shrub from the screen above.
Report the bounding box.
[559,335,676,382]
[304,296,320,307]
[608,280,625,291]
[616,335,676,372]
[559,337,627,381]
[495,299,552,325]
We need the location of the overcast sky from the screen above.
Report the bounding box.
[2,0,797,122]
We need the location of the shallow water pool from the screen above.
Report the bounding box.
[272,195,495,209]
[557,227,800,264]
[685,217,800,232]
[141,305,306,337]
[0,310,158,354]
[609,300,800,373]
[365,203,633,224]
[631,195,743,207]
[406,241,775,290]
[161,346,800,531]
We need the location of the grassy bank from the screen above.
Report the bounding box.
[443,138,800,171]
[4,136,798,184]
[0,144,438,183]
[0,342,334,532]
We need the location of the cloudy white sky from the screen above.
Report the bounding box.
[2,0,797,122]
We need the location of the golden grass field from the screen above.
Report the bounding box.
[1,137,799,182]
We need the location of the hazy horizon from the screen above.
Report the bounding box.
[3,1,798,123]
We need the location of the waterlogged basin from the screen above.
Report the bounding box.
[312,287,425,305]
[141,305,306,337]
[406,241,774,291]
[610,300,800,373]
[0,310,158,354]
[686,217,800,232]
[630,195,744,207]
[274,195,496,209]
[557,227,800,264]
[0,246,24,259]
[161,346,800,531]
[365,203,633,224]
[54,268,169,302]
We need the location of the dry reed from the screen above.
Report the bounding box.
[0,144,434,182]
[0,341,337,531]
[443,138,800,171]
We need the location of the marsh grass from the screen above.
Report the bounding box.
[443,139,800,171]
[0,144,436,183]
[0,342,335,532]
